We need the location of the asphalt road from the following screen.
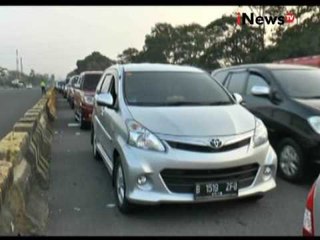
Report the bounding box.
[0,88,42,139]
[47,94,313,236]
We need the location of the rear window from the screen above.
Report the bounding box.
[82,74,102,91]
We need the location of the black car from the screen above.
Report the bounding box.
[212,64,320,182]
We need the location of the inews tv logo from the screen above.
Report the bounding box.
[236,12,296,25]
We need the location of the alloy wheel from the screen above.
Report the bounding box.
[279,145,300,177]
[116,165,125,206]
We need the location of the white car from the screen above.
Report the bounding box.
[26,84,33,89]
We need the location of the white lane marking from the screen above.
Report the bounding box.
[68,123,80,127]
[106,203,115,208]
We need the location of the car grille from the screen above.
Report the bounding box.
[167,137,251,153]
[161,163,259,193]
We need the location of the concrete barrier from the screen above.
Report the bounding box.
[0,88,56,235]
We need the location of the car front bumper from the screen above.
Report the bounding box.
[118,138,277,205]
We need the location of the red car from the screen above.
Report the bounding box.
[73,71,103,129]
[274,55,320,68]
[303,175,320,236]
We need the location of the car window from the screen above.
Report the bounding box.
[100,75,113,93]
[124,71,234,106]
[272,69,320,98]
[109,76,117,106]
[246,74,269,95]
[213,71,228,83]
[226,72,248,94]
[83,73,103,91]
[96,75,105,93]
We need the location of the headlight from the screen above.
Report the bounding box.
[84,95,94,105]
[308,116,320,134]
[253,118,268,148]
[126,120,165,152]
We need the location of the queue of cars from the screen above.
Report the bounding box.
[57,63,319,230]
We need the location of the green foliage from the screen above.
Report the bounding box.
[68,6,320,77]
[76,51,115,74]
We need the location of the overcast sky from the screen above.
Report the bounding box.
[0,6,238,79]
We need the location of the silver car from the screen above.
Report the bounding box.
[91,63,277,213]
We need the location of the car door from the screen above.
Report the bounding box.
[100,73,120,160]
[94,73,108,145]
[95,73,114,157]
[244,69,286,136]
[243,71,273,120]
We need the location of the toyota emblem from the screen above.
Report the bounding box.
[210,139,223,149]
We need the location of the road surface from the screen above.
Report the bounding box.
[47,94,313,236]
[0,88,42,139]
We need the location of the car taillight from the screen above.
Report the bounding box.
[303,182,316,236]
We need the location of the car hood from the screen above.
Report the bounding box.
[294,98,320,112]
[83,91,95,96]
[127,104,255,136]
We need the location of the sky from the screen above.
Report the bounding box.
[0,6,238,80]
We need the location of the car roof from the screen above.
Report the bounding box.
[80,71,103,76]
[212,63,318,74]
[119,63,204,73]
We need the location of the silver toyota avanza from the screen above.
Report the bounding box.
[91,63,277,213]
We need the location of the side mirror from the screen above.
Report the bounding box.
[251,86,271,96]
[233,93,243,104]
[96,93,114,108]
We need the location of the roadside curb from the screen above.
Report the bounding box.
[0,88,56,235]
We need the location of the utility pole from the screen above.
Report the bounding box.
[20,57,23,81]
[16,49,19,80]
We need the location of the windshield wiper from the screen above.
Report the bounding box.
[296,96,320,99]
[164,101,232,106]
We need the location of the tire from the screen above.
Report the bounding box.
[277,138,306,182]
[79,111,87,130]
[80,118,85,129]
[92,129,101,161]
[113,157,135,214]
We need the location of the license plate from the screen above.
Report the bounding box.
[194,180,238,200]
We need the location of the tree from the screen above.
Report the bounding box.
[170,23,206,66]
[117,48,140,64]
[75,51,115,74]
[138,23,176,63]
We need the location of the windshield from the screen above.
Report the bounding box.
[124,71,233,106]
[82,74,102,91]
[272,69,320,99]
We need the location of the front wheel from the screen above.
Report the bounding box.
[113,157,135,214]
[277,138,305,182]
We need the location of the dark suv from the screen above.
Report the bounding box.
[212,64,320,182]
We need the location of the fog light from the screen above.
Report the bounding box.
[262,166,272,181]
[137,175,147,185]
